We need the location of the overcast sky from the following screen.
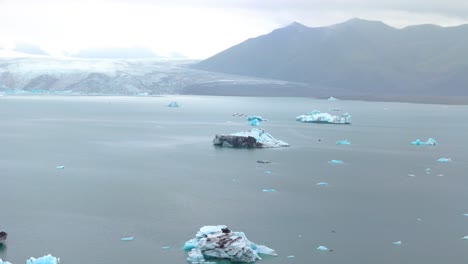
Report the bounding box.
[1,0,468,59]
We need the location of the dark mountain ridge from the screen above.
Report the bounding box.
[194,18,468,97]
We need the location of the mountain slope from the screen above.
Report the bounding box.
[195,18,468,96]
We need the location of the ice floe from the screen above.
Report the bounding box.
[296,110,351,124]
[213,129,289,148]
[26,254,60,264]
[184,225,276,263]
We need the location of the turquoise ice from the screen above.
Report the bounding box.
[336,140,351,145]
[329,160,344,165]
[437,158,452,163]
[0,260,12,264]
[26,254,59,264]
[317,246,329,251]
[411,138,437,146]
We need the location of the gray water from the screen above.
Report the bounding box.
[1,95,467,264]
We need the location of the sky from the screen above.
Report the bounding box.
[1,0,468,59]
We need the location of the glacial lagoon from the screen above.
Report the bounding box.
[1,95,468,264]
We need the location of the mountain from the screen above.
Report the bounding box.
[194,18,468,96]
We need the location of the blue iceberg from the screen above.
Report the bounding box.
[296,110,351,124]
[392,241,402,245]
[0,260,12,264]
[316,182,329,186]
[167,101,180,107]
[328,160,344,165]
[437,158,452,163]
[247,116,267,122]
[317,246,329,251]
[213,129,289,148]
[411,138,437,146]
[336,140,351,145]
[462,236,468,240]
[184,225,277,263]
[26,255,60,264]
[120,236,134,241]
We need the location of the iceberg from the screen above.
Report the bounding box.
[462,236,468,240]
[167,101,180,107]
[437,158,452,163]
[328,160,344,165]
[392,241,402,245]
[120,236,134,241]
[55,166,65,169]
[411,138,437,146]
[262,189,277,192]
[184,225,277,263]
[247,116,267,122]
[26,255,60,264]
[327,96,338,101]
[463,214,468,217]
[213,129,289,148]
[0,260,12,264]
[296,110,351,124]
[317,246,329,251]
[316,182,329,186]
[336,140,351,145]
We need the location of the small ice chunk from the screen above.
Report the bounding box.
[392,241,402,245]
[167,101,180,107]
[287,255,295,258]
[56,166,65,169]
[0,260,12,264]
[408,174,416,177]
[262,189,277,192]
[417,218,422,221]
[120,236,134,241]
[26,254,60,264]
[411,138,437,146]
[463,214,468,217]
[336,140,351,145]
[316,182,329,186]
[247,116,267,122]
[264,171,272,174]
[317,246,329,251]
[462,236,468,240]
[257,160,272,164]
[328,160,344,165]
[161,246,171,249]
[425,168,431,174]
[437,158,452,163]
[327,96,338,101]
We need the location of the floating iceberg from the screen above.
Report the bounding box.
[120,236,134,241]
[213,129,289,148]
[463,214,468,217]
[56,166,65,169]
[0,260,11,264]
[411,138,437,146]
[462,236,468,240]
[247,116,267,122]
[327,97,338,101]
[184,225,277,263]
[296,110,351,124]
[317,246,329,251]
[336,140,351,145]
[167,101,180,107]
[316,182,329,186]
[26,254,60,264]
[392,241,402,245]
[262,189,277,192]
[437,158,452,163]
[328,160,344,165]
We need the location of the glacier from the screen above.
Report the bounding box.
[184,225,277,263]
[26,254,59,264]
[296,110,351,124]
[213,128,289,148]
[411,138,437,146]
